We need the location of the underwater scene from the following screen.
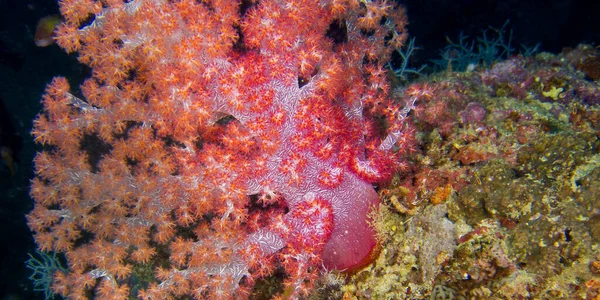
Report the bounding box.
[0,0,599,299]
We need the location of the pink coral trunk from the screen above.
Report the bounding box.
[321,179,380,271]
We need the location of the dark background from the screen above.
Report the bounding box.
[401,0,600,70]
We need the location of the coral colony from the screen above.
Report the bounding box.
[27,0,419,298]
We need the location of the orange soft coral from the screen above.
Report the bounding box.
[28,0,411,298]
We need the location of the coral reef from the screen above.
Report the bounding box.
[25,0,600,297]
[331,46,600,299]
